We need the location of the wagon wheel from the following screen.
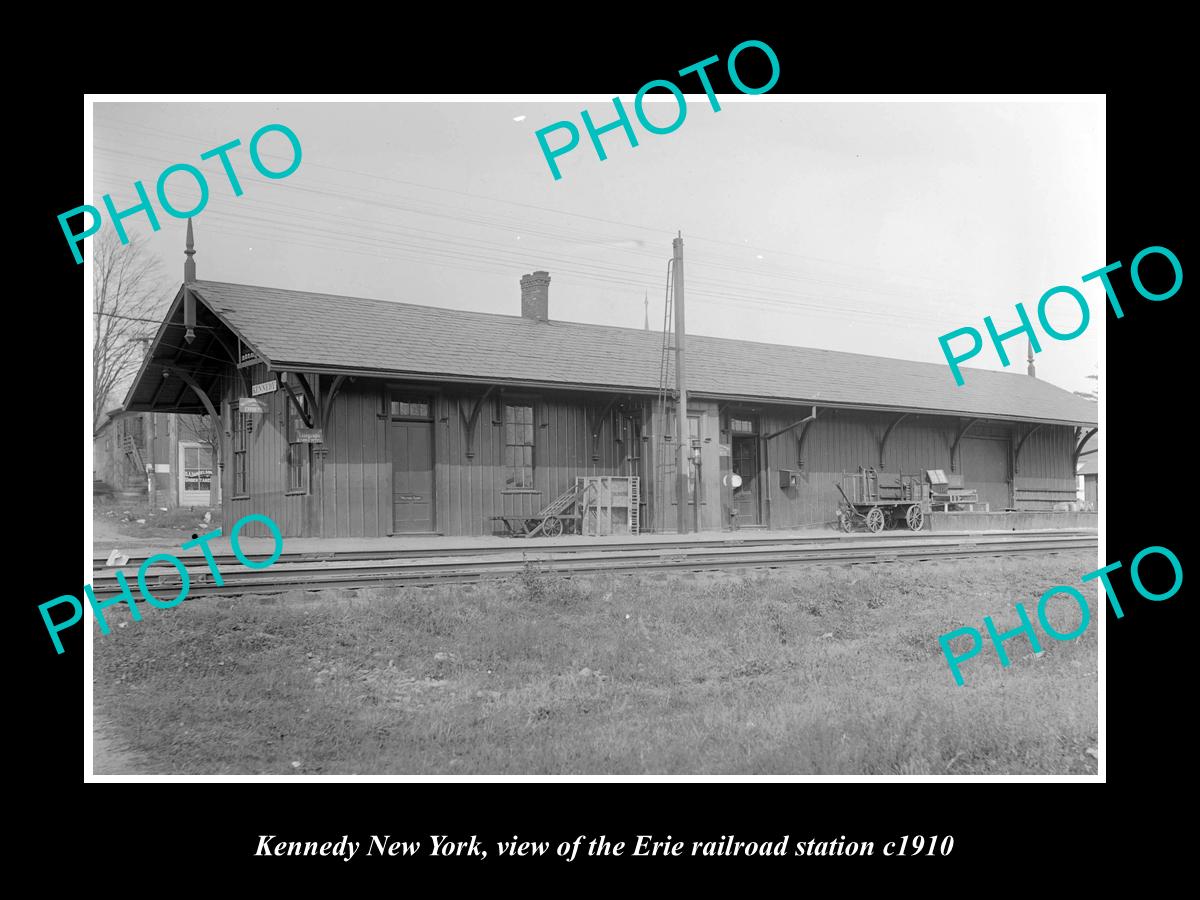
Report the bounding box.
[542,516,564,537]
[906,504,925,532]
[866,507,886,533]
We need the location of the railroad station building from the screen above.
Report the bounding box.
[122,228,1099,539]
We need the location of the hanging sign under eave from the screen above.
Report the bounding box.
[251,379,278,396]
[239,398,266,414]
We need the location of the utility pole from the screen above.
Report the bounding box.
[673,233,688,533]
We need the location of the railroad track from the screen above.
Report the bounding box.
[88,532,1097,599]
[93,528,1098,572]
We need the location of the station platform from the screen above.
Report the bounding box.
[927,510,1098,532]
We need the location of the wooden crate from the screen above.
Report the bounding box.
[576,476,640,536]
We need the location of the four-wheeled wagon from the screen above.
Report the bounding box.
[835,467,930,532]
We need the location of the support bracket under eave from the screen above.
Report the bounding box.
[880,413,910,470]
[321,374,348,430]
[1073,427,1098,470]
[764,405,817,441]
[460,385,496,459]
[795,411,819,471]
[162,366,221,462]
[279,377,313,428]
[291,373,319,423]
[1013,422,1046,474]
[761,406,819,470]
[950,417,982,473]
[588,397,620,462]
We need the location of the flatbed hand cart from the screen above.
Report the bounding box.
[835,467,930,533]
[491,482,585,538]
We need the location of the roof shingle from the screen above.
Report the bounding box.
[190,280,1098,425]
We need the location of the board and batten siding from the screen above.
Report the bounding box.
[221,369,389,539]
[222,375,639,538]
[1011,423,1078,509]
[218,366,1082,537]
[743,408,1078,528]
[437,389,633,536]
[320,383,389,538]
[222,363,305,539]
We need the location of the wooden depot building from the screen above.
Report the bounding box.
[121,225,1099,539]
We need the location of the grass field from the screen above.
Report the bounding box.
[93,551,1099,775]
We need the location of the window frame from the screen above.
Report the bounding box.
[232,403,251,500]
[388,395,433,420]
[285,393,311,495]
[502,402,537,492]
[182,442,214,494]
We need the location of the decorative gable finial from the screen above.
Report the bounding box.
[184,218,196,284]
[183,219,197,344]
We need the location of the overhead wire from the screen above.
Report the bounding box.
[93,148,998,328]
[90,132,1003,317]
[94,114,1003,295]
[90,132,1010,313]
[92,163,971,331]
[88,129,1018,334]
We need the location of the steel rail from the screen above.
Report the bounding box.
[92,528,1098,572]
[88,534,1097,599]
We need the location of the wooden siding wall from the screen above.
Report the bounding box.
[321,384,389,537]
[217,365,1082,537]
[1012,423,1077,508]
[435,389,635,536]
[222,363,306,539]
[735,407,1078,528]
[221,375,638,538]
[644,399,722,533]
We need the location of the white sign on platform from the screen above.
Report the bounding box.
[251,379,278,396]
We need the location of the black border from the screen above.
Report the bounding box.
[24,28,1184,884]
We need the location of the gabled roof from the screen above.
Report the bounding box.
[127,279,1099,426]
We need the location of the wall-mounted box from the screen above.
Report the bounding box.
[779,468,799,489]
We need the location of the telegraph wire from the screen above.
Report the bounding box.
[91,124,1012,304]
[95,114,1002,294]
[92,164,970,331]
[91,145,1003,323]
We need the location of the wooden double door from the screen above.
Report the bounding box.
[960,436,1010,511]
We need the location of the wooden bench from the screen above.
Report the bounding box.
[926,469,985,512]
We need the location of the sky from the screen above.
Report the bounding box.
[91,97,1104,397]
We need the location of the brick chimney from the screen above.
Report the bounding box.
[520,270,550,322]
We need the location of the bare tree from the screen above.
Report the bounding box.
[93,230,168,431]
[1072,365,1099,401]
[177,414,219,449]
